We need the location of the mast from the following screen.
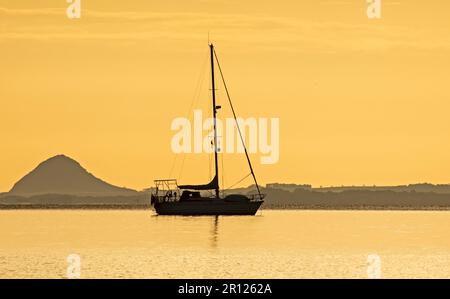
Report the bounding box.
[210,44,220,198]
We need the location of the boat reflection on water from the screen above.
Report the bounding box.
[210,216,219,249]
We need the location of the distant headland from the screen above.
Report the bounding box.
[1,154,450,210]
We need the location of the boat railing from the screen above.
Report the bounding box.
[248,193,266,201]
[151,179,181,204]
[151,193,180,204]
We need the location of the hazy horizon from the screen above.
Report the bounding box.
[2,1,450,191]
[2,153,450,194]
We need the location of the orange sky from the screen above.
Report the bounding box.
[1,0,450,192]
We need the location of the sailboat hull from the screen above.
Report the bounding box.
[154,199,263,216]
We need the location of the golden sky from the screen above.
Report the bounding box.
[1,0,450,191]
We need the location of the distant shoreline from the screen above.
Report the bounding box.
[4,154,450,213]
[3,183,450,211]
[1,204,450,211]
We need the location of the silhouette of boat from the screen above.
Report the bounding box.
[151,44,264,216]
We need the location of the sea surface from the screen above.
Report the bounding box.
[0,210,449,278]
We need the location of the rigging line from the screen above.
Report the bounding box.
[169,147,179,180]
[177,153,187,181]
[221,146,225,192]
[208,83,213,182]
[224,173,252,190]
[178,60,207,182]
[213,48,263,199]
[171,49,209,180]
[208,140,212,180]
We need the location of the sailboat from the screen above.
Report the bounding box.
[150,44,265,215]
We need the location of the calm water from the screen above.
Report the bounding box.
[1,210,450,278]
